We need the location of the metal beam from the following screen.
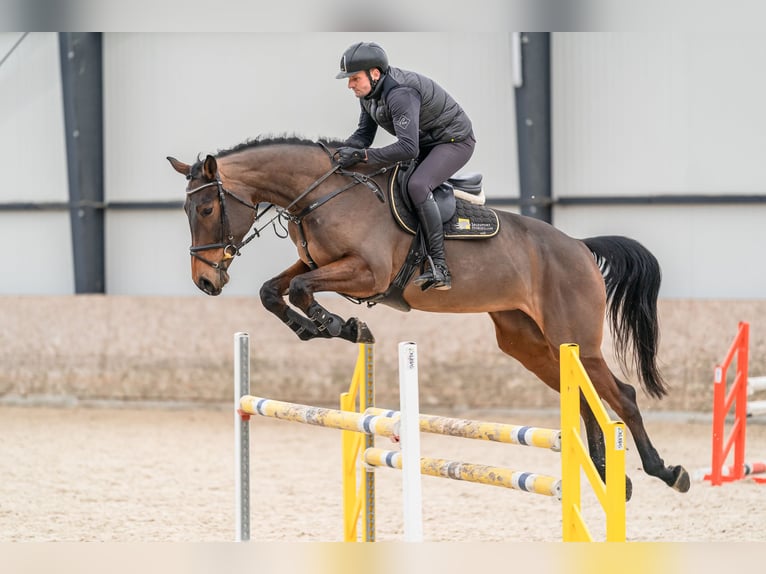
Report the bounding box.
[59,33,105,293]
[514,32,552,223]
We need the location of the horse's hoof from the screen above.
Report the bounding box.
[671,466,691,493]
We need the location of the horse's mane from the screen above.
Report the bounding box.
[189,134,346,177]
[215,134,346,158]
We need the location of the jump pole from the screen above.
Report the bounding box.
[364,408,561,451]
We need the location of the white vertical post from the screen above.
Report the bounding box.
[234,332,250,542]
[398,341,423,542]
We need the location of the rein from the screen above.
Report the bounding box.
[186,145,392,271]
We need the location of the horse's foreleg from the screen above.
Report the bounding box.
[288,256,379,343]
[260,260,324,341]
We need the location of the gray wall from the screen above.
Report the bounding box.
[0,33,73,294]
[551,33,766,299]
[1,32,518,296]
[1,32,764,298]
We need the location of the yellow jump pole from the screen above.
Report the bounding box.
[364,448,561,498]
[364,408,561,451]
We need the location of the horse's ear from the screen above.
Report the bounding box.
[167,156,191,176]
[203,155,218,180]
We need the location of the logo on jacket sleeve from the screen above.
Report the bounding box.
[395,115,411,129]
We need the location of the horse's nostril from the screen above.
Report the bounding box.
[199,277,217,295]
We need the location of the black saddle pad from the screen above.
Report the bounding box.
[388,165,500,239]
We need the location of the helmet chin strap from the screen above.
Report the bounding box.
[366,69,378,90]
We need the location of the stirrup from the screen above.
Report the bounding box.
[413,260,451,291]
[432,264,452,291]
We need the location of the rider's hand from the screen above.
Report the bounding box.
[335,147,367,168]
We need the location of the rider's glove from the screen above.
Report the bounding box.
[334,147,368,168]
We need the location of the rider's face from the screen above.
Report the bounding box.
[347,69,379,98]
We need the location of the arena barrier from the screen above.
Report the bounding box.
[701,322,766,486]
[234,333,626,542]
[748,376,766,417]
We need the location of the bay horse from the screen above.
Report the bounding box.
[167,136,690,499]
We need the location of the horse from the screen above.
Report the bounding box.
[167,135,690,499]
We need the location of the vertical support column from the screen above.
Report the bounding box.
[514,32,552,223]
[362,343,376,542]
[234,332,250,541]
[398,341,423,542]
[560,344,586,542]
[561,343,626,542]
[733,321,750,480]
[710,360,726,485]
[59,33,105,293]
[341,343,373,542]
[603,416,627,542]
[340,351,360,542]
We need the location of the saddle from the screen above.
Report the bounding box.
[352,163,500,312]
[388,162,500,239]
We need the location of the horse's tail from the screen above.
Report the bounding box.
[582,235,668,399]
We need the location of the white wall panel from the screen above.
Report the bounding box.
[553,33,689,196]
[0,33,68,202]
[0,213,73,294]
[0,33,72,294]
[555,204,766,299]
[105,210,301,297]
[551,32,766,298]
[104,33,516,204]
[553,32,766,196]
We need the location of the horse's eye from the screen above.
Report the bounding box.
[201,206,214,216]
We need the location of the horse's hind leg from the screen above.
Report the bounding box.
[605,364,691,492]
[581,358,691,493]
[489,310,633,500]
[578,401,635,500]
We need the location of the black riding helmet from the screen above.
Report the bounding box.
[336,42,389,79]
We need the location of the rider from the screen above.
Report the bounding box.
[334,41,476,291]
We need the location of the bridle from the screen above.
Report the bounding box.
[185,146,389,271]
[185,176,267,270]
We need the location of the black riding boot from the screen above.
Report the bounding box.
[413,192,451,291]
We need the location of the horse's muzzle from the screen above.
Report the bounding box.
[196,270,229,296]
[198,277,221,296]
